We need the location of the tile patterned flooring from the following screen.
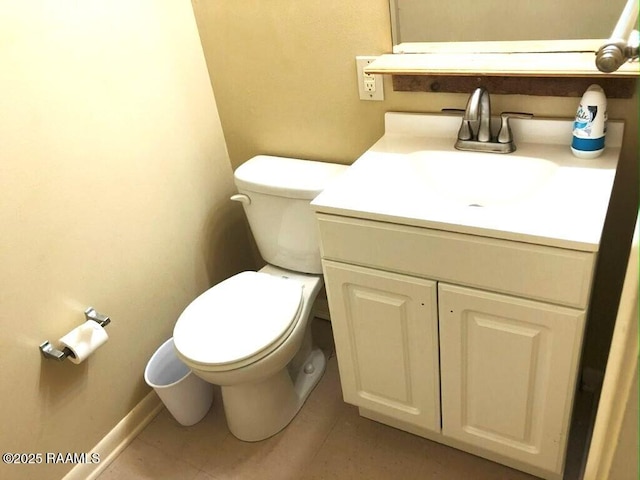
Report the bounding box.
[98,320,585,480]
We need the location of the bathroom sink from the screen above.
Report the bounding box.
[410,150,558,207]
[311,112,622,251]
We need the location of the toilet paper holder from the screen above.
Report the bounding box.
[39,307,111,361]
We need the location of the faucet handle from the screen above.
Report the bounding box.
[497,111,533,144]
[442,109,473,140]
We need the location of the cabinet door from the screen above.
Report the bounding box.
[323,260,440,433]
[439,284,585,475]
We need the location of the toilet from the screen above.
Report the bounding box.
[173,155,347,441]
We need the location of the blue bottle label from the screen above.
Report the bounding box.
[572,135,605,151]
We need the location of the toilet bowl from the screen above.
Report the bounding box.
[172,155,347,441]
[174,264,324,441]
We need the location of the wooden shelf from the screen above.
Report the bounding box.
[364,52,640,78]
[364,41,639,97]
[391,75,637,98]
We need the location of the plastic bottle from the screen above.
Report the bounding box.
[571,84,607,159]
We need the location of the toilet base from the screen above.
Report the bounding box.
[221,347,326,442]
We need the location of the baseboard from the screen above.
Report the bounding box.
[62,391,162,480]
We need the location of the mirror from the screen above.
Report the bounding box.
[390,0,626,46]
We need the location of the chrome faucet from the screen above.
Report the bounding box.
[454,87,532,154]
[458,87,492,143]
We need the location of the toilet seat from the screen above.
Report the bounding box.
[173,271,303,371]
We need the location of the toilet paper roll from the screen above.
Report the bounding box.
[59,320,109,364]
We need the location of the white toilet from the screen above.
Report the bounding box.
[173,155,347,441]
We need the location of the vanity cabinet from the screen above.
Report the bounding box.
[310,111,619,480]
[318,213,591,480]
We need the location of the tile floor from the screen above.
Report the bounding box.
[98,320,588,480]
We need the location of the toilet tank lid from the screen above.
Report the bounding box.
[234,155,348,199]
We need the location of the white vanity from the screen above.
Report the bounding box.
[311,113,622,480]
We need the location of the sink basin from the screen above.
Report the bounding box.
[311,113,621,251]
[410,150,558,207]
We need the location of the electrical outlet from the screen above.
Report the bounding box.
[356,56,384,101]
[364,77,376,92]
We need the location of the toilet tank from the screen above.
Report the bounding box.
[233,155,347,274]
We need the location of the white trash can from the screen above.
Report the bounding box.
[144,338,213,426]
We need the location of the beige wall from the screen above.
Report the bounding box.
[192,0,638,372]
[1,1,635,478]
[0,1,253,479]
